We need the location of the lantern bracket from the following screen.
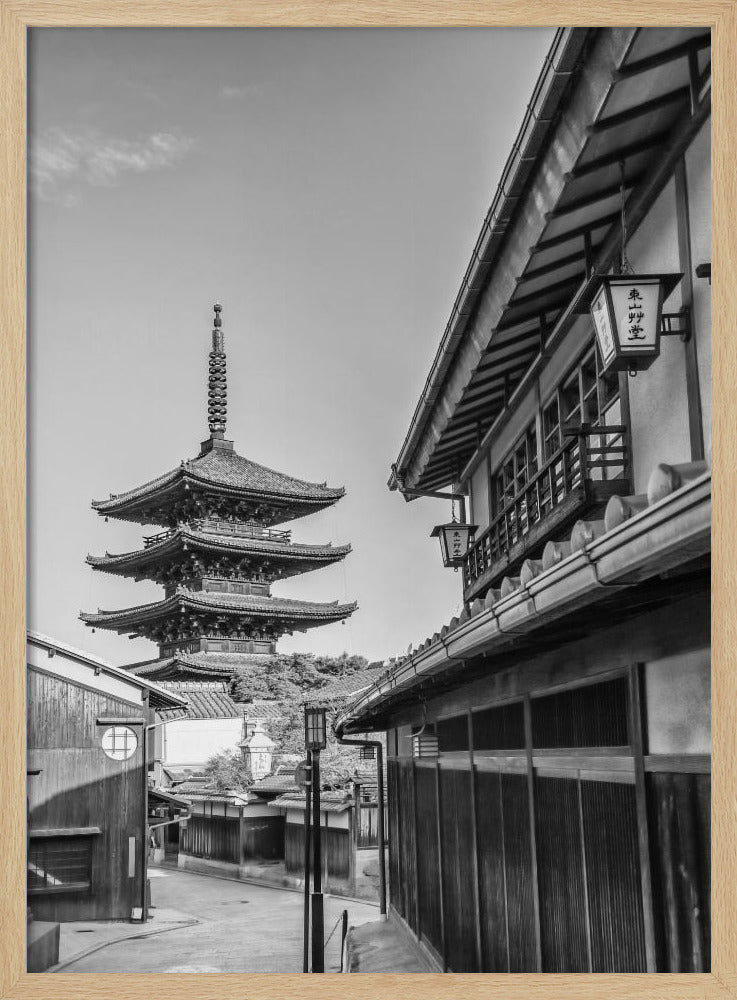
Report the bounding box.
[660,309,691,342]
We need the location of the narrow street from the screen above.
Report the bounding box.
[59,867,379,973]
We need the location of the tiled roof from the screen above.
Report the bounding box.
[87,529,351,570]
[156,680,243,719]
[81,588,357,627]
[251,773,299,795]
[303,668,385,706]
[92,444,345,513]
[242,699,283,721]
[268,790,353,813]
[80,587,358,626]
[129,652,278,680]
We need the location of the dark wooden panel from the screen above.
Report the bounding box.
[502,773,537,971]
[439,768,478,971]
[284,823,350,879]
[535,776,589,972]
[475,769,508,971]
[473,702,525,751]
[397,761,418,933]
[242,816,284,860]
[387,759,402,917]
[581,779,647,971]
[414,764,442,956]
[181,814,239,862]
[648,772,711,972]
[531,676,629,749]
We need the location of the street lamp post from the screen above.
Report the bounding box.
[305,705,327,973]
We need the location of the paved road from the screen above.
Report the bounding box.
[65,867,379,973]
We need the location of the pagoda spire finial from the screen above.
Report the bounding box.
[208,303,227,436]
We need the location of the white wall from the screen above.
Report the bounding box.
[685,118,711,458]
[625,176,693,493]
[645,648,710,754]
[164,717,243,768]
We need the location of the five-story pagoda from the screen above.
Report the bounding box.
[81,304,356,682]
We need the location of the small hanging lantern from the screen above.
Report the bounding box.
[431,510,477,570]
[304,705,327,751]
[588,160,683,374]
[590,272,683,374]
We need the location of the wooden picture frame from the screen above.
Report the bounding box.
[1,4,734,998]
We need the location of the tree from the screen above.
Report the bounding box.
[204,749,253,793]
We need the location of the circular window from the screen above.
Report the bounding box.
[101,725,138,761]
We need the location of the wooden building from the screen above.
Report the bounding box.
[26,631,187,925]
[337,27,710,974]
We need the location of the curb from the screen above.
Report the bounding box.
[48,916,200,972]
[152,862,380,908]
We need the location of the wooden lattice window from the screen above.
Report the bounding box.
[28,835,93,894]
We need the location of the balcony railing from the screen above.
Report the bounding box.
[143,518,291,548]
[464,426,629,596]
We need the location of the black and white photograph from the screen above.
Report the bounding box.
[24,25,711,976]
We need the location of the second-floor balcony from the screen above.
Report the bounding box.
[143,518,292,548]
[463,427,631,601]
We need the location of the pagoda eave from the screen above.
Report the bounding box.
[79,591,358,634]
[86,532,352,578]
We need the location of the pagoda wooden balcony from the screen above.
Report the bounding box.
[463,427,631,602]
[142,519,292,548]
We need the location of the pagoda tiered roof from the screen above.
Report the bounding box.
[80,587,357,635]
[91,439,345,527]
[128,652,277,681]
[86,525,351,581]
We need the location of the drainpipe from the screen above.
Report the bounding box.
[334,733,387,919]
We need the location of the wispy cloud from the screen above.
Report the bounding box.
[218,83,260,101]
[30,127,194,204]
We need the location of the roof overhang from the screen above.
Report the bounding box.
[390,27,711,494]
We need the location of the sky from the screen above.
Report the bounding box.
[28,26,555,666]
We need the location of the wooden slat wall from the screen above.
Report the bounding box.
[475,770,509,971]
[581,779,646,972]
[535,776,589,972]
[284,823,350,879]
[383,654,709,974]
[387,759,402,917]
[27,668,146,923]
[439,768,478,971]
[647,772,711,972]
[501,773,537,971]
[242,816,284,860]
[414,765,442,956]
[398,761,418,934]
[180,814,239,863]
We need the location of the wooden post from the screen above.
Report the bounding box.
[523,695,543,971]
[467,711,484,971]
[311,750,324,973]
[629,663,658,971]
[303,749,312,973]
[435,761,447,970]
[238,805,245,867]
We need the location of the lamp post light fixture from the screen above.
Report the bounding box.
[589,272,684,374]
[304,705,327,752]
[304,704,328,972]
[430,521,478,570]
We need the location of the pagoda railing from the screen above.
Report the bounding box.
[143,519,291,548]
[193,518,292,543]
[464,425,629,595]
